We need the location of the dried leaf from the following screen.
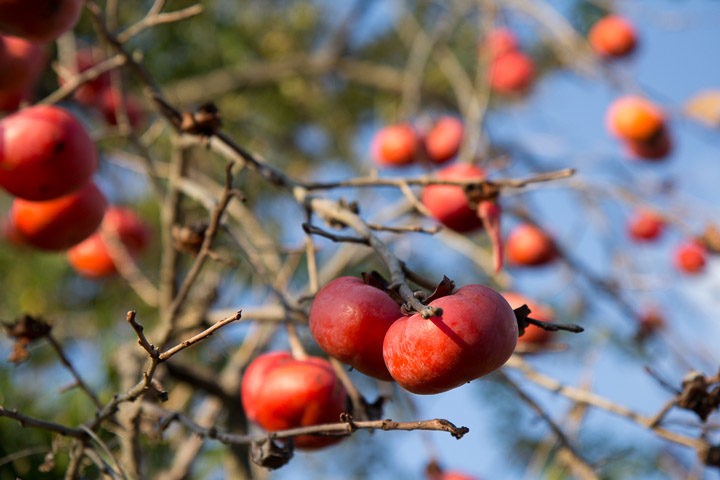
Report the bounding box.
[250,438,294,470]
[3,314,51,340]
[172,223,207,255]
[361,271,405,307]
[699,444,720,467]
[180,102,221,135]
[701,223,720,254]
[8,338,30,364]
[677,372,720,421]
[361,271,389,290]
[423,276,455,304]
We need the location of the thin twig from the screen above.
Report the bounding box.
[648,399,678,429]
[145,403,469,444]
[505,356,707,450]
[83,447,121,480]
[42,54,127,105]
[302,223,370,244]
[498,371,599,480]
[329,358,368,420]
[64,442,86,480]
[158,140,188,314]
[367,223,441,234]
[159,310,242,361]
[304,168,576,191]
[284,323,308,361]
[46,334,103,410]
[88,310,240,431]
[0,446,49,468]
[160,161,239,345]
[0,407,86,439]
[118,4,204,43]
[80,426,128,479]
[100,227,160,307]
[126,310,157,358]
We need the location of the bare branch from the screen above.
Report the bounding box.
[498,371,599,480]
[0,407,86,439]
[505,356,707,450]
[46,334,103,410]
[118,4,204,43]
[367,223,441,234]
[302,223,370,244]
[145,403,469,444]
[304,168,576,191]
[159,310,241,361]
[160,161,240,345]
[126,310,158,358]
[42,54,126,105]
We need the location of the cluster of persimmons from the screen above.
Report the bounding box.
[237,14,714,473]
[0,0,150,278]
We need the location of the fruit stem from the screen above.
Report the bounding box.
[514,305,584,336]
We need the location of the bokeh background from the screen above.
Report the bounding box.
[2,0,720,478]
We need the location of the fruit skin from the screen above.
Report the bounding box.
[424,117,463,164]
[625,128,672,160]
[489,51,535,95]
[67,207,151,278]
[309,276,402,381]
[506,224,557,266]
[383,284,518,394]
[241,352,290,422]
[421,163,485,232]
[0,85,32,112]
[371,124,417,166]
[674,241,706,274]
[0,105,98,201]
[430,472,479,480]
[636,308,664,340]
[9,182,107,251]
[482,27,518,60]
[0,0,83,42]
[0,34,46,93]
[589,15,637,58]
[606,96,665,143]
[627,209,664,242]
[502,292,554,345]
[241,351,347,449]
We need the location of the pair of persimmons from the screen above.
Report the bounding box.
[628,209,708,275]
[242,277,554,451]
[243,220,557,450]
